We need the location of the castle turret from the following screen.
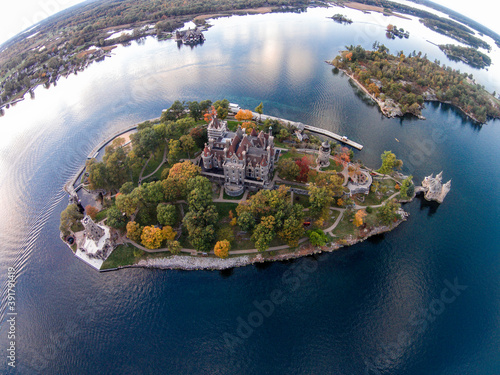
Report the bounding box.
[202,143,213,170]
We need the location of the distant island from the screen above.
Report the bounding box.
[438,44,491,69]
[60,100,442,271]
[331,14,353,24]
[330,44,500,123]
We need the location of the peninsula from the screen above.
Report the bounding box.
[60,100,443,271]
[330,45,500,123]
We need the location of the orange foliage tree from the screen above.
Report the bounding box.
[85,205,99,220]
[354,209,367,227]
[162,226,177,241]
[295,155,312,182]
[126,221,143,242]
[203,106,217,122]
[235,109,254,122]
[141,226,165,249]
[214,240,231,259]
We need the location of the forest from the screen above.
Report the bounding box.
[439,44,492,69]
[332,44,500,123]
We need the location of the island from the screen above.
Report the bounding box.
[329,44,500,123]
[438,44,492,69]
[331,14,353,24]
[60,99,446,271]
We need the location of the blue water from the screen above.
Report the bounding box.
[0,6,499,374]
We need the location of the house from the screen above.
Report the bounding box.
[201,114,278,196]
[175,28,205,45]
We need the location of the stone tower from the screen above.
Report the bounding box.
[317,141,331,167]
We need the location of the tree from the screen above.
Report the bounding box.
[255,102,263,122]
[179,134,195,158]
[86,159,108,190]
[308,229,328,246]
[276,158,300,180]
[162,100,185,121]
[308,184,334,219]
[187,176,213,211]
[116,190,142,217]
[234,109,254,122]
[141,225,165,249]
[139,181,164,205]
[188,101,202,121]
[157,204,177,226]
[377,199,401,225]
[217,226,235,244]
[162,225,177,241]
[377,151,402,175]
[168,240,181,254]
[252,216,276,252]
[278,205,305,247]
[162,161,201,201]
[399,175,414,199]
[237,211,255,231]
[214,240,231,259]
[60,204,84,236]
[213,99,229,119]
[168,139,182,165]
[354,209,367,227]
[120,181,135,195]
[85,205,98,220]
[295,155,311,182]
[107,206,127,229]
[126,221,142,242]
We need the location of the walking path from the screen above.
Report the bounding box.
[139,145,168,183]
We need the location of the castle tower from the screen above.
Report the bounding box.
[202,143,213,170]
[317,141,331,167]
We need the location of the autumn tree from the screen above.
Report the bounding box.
[234,109,254,122]
[399,175,414,199]
[141,225,165,249]
[308,184,333,219]
[116,189,142,217]
[162,161,201,201]
[162,225,177,241]
[85,205,98,220]
[237,211,255,231]
[354,209,367,227]
[126,221,142,242]
[295,155,312,182]
[278,205,305,247]
[377,151,403,175]
[214,240,231,259]
[157,204,177,226]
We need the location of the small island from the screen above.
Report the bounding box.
[330,44,500,123]
[60,99,445,271]
[331,14,353,24]
[386,24,409,39]
[438,44,492,69]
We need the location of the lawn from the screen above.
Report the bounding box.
[321,162,343,172]
[215,202,239,218]
[95,209,108,222]
[141,144,166,177]
[223,191,244,200]
[101,243,146,270]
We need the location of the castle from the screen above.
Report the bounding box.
[201,115,278,196]
[421,172,451,203]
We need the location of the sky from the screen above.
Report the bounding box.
[0,0,498,46]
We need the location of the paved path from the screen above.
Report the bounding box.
[137,154,153,186]
[139,145,168,183]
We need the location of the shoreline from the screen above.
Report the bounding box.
[114,214,409,271]
[328,62,486,124]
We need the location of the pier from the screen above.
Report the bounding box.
[251,111,363,150]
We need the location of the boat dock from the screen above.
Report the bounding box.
[251,112,363,150]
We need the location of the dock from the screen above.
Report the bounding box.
[251,111,363,150]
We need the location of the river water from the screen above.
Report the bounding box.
[0,6,499,375]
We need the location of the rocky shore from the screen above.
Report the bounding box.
[125,214,409,271]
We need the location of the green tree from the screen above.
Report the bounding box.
[377,151,403,175]
[168,139,182,165]
[278,205,305,247]
[237,211,255,231]
[252,215,276,252]
[255,102,263,122]
[107,206,127,229]
[308,184,334,219]
[116,190,142,217]
[120,181,135,195]
[157,204,177,226]
[399,175,414,199]
[179,134,195,158]
[188,101,202,121]
[377,199,401,225]
[162,100,186,121]
[276,158,300,181]
[60,204,84,236]
[168,240,182,255]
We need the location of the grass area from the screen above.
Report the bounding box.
[100,243,147,270]
[215,202,238,218]
[141,144,166,177]
[71,222,84,233]
[227,120,239,131]
[321,162,343,172]
[95,209,108,222]
[292,193,310,208]
[331,214,355,239]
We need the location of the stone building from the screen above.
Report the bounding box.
[201,114,278,196]
[317,141,331,167]
[82,215,104,242]
[421,172,451,203]
[175,28,205,45]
